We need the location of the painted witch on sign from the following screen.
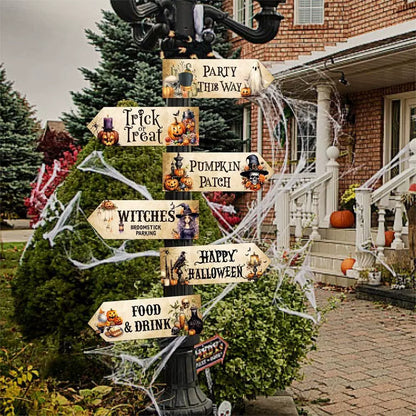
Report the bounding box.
[88,200,199,240]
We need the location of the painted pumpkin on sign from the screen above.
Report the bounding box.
[164,178,179,191]
[162,86,174,98]
[330,210,354,228]
[174,168,185,178]
[168,118,186,140]
[341,257,355,275]
[98,130,119,146]
[240,86,251,97]
[181,176,193,188]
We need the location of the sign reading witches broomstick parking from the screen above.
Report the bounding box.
[87,200,199,240]
[163,152,272,192]
[160,243,271,286]
[162,59,274,99]
[87,107,199,146]
[89,294,202,341]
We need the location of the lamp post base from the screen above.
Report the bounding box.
[145,336,213,416]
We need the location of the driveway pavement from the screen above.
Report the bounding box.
[289,287,416,416]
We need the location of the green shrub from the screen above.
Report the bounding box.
[13,138,317,408]
[199,271,317,409]
[12,140,221,349]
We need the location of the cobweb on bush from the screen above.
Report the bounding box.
[31,79,342,414]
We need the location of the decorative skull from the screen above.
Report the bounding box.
[181,298,190,309]
[249,171,260,185]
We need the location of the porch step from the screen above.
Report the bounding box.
[310,239,356,257]
[306,228,360,288]
[308,251,349,272]
[312,267,357,288]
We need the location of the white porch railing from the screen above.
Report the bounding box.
[350,139,416,276]
[273,146,340,249]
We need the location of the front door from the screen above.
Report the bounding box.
[384,92,416,179]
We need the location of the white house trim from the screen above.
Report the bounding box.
[269,19,416,76]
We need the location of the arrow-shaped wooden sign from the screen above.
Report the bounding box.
[194,334,229,373]
[162,59,274,99]
[87,107,199,146]
[89,294,202,341]
[87,200,199,240]
[163,152,272,192]
[160,243,271,285]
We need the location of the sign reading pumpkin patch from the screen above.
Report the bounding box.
[160,243,271,286]
[87,200,199,240]
[89,294,203,341]
[162,59,274,98]
[87,107,199,146]
[162,152,272,192]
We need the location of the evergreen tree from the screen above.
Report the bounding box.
[0,65,42,217]
[62,6,242,152]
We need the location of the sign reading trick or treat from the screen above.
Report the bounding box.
[163,152,272,192]
[87,200,199,240]
[89,294,203,341]
[87,107,199,147]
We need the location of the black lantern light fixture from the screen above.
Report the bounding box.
[111,0,286,58]
[324,57,349,86]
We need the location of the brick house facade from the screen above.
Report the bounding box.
[226,0,416,226]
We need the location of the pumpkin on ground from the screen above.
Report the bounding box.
[384,230,395,247]
[341,257,355,275]
[330,210,354,228]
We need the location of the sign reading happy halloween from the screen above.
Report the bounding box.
[160,243,271,285]
[87,200,199,240]
[89,294,202,341]
[163,152,272,192]
[162,59,274,99]
[87,107,199,146]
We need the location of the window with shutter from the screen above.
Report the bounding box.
[233,0,254,29]
[295,0,324,25]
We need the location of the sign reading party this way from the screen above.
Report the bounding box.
[162,59,274,99]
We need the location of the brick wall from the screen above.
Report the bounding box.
[227,0,416,62]
[338,82,416,196]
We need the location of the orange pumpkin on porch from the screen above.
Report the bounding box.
[341,257,355,275]
[330,210,354,228]
[384,230,395,247]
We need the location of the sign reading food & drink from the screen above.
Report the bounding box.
[89,295,203,341]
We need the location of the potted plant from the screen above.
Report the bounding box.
[368,264,382,286]
[330,183,359,228]
[386,250,413,290]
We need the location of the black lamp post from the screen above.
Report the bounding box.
[110,1,285,414]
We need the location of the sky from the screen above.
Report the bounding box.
[1,0,111,125]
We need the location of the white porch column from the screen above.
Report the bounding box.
[325,145,340,225]
[347,188,374,279]
[316,84,332,176]
[316,84,332,224]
